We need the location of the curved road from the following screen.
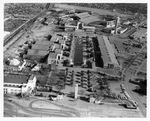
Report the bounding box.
[4,98,80,117]
[122,45,147,117]
[124,71,146,117]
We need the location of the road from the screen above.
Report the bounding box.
[122,45,146,117]
[124,71,146,117]
[4,97,80,117]
[122,45,146,75]
[136,19,147,28]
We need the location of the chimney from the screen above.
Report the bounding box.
[114,17,120,34]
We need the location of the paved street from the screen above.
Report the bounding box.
[123,71,146,117]
[4,95,144,117]
[122,45,147,117]
[4,96,80,117]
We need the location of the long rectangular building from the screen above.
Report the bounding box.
[24,49,48,62]
[27,49,48,56]
[98,35,119,68]
[4,74,37,95]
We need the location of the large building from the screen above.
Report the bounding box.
[4,74,37,95]
[75,12,101,25]
[47,48,63,65]
[98,36,120,69]
[65,21,95,34]
[35,40,53,46]
[26,49,48,57]
[47,53,57,64]
[24,49,48,62]
[31,44,50,51]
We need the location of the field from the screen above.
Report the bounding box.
[67,3,147,14]
[4,19,27,32]
[4,3,45,16]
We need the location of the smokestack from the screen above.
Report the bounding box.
[114,17,120,34]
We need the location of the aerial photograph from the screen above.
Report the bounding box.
[4,3,147,117]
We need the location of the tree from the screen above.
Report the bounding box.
[78,90,85,96]
[39,93,43,97]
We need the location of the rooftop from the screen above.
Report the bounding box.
[75,12,91,19]
[65,24,76,28]
[27,49,48,56]
[4,74,28,84]
[98,36,119,65]
[103,36,118,65]
[54,43,61,49]
[35,40,53,46]
[59,39,65,44]
[48,53,57,59]
[32,44,50,50]
[50,34,62,42]
[55,48,62,54]
[81,16,101,25]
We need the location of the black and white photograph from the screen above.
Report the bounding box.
[3,1,147,118]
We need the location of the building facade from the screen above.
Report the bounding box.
[4,74,37,95]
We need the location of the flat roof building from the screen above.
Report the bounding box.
[31,44,50,51]
[59,39,65,44]
[55,48,62,54]
[4,74,37,95]
[47,53,57,64]
[25,49,48,62]
[50,34,62,42]
[35,40,53,46]
[27,49,48,56]
[54,43,61,49]
[4,74,28,84]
